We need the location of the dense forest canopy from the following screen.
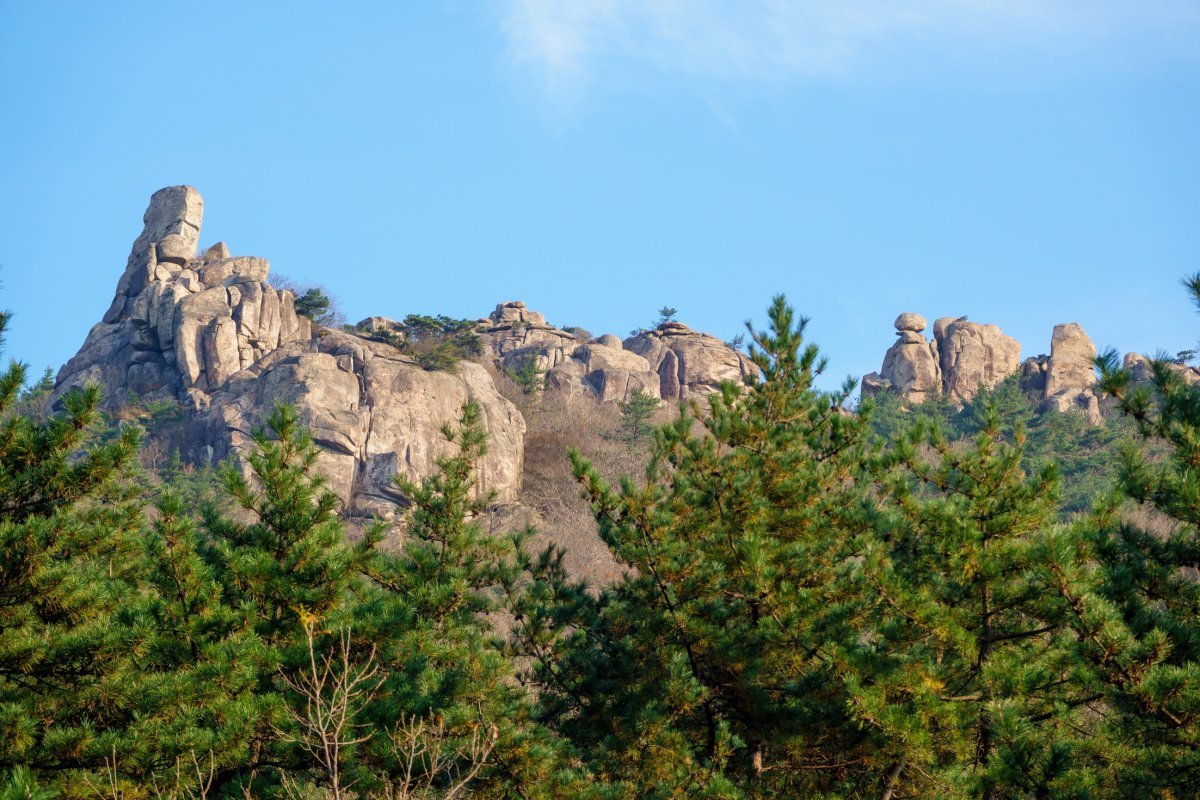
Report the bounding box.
[2,280,1199,799]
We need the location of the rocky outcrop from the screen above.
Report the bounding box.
[55,187,525,516]
[863,313,1020,406]
[861,314,941,403]
[197,329,525,518]
[937,318,1021,405]
[624,322,757,401]
[1040,323,1101,424]
[864,311,1111,424]
[56,186,312,412]
[477,305,754,404]
[1124,353,1200,388]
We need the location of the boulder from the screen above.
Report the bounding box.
[894,312,928,333]
[937,318,1021,405]
[878,334,941,404]
[1044,323,1097,398]
[624,322,756,401]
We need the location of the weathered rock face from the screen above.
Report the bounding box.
[1124,353,1200,387]
[56,186,312,411]
[198,330,525,517]
[624,322,757,401]
[937,318,1022,405]
[1041,323,1101,424]
[865,311,1112,424]
[863,313,1021,407]
[55,187,525,516]
[477,305,754,404]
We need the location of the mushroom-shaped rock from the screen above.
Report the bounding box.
[894,313,928,333]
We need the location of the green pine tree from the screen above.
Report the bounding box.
[513,296,886,798]
[196,403,368,795]
[0,310,145,791]
[851,404,1103,798]
[355,402,584,798]
[1049,273,1200,796]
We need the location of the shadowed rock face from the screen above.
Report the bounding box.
[54,186,525,516]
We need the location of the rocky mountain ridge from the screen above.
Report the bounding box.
[53,187,756,520]
[55,186,1188,525]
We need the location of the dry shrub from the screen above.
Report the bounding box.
[491,369,676,585]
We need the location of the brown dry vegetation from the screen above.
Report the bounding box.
[489,370,677,584]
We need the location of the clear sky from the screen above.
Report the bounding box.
[2,1,1198,391]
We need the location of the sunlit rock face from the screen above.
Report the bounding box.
[55,186,525,516]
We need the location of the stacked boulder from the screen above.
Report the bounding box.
[54,186,525,518]
[861,314,941,403]
[862,313,1020,406]
[863,312,1104,423]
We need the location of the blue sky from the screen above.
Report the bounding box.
[2,1,1198,391]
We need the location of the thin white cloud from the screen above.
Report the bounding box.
[500,0,1200,96]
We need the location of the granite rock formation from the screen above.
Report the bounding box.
[477,304,755,403]
[937,317,1022,405]
[861,314,941,403]
[863,312,1104,424]
[863,314,1021,406]
[1041,323,1101,424]
[54,186,524,516]
[56,186,313,411]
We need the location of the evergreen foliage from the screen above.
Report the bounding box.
[399,315,482,371]
[0,310,144,790]
[505,357,546,395]
[1045,273,1200,797]
[613,389,660,449]
[8,286,1200,799]
[853,405,1103,798]
[512,296,886,797]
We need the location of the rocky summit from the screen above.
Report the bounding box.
[53,186,757,520]
[56,185,1182,520]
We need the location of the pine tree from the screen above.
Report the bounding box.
[1049,274,1200,796]
[513,296,886,798]
[851,404,1103,798]
[113,490,266,790]
[0,310,145,788]
[196,403,368,794]
[355,402,583,798]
